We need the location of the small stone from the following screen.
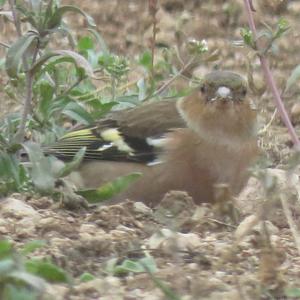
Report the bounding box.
[235,215,259,241]
[147,228,173,249]
[147,229,201,253]
[27,196,53,209]
[0,198,41,221]
[50,237,72,248]
[133,202,152,215]
[45,284,69,300]
[75,276,123,296]
[79,223,99,234]
[79,232,93,242]
[176,232,201,251]
[15,217,37,237]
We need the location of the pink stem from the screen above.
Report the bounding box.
[243,0,300,150]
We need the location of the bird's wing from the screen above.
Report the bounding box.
[44,100,185,164]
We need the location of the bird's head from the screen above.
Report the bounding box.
[177,70,257,144]
[200,71,248,105]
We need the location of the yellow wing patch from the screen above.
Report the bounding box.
[101,128,133,154]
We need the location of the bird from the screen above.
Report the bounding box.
[44,70,259,206]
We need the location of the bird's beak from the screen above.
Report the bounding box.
[215,86,232,101]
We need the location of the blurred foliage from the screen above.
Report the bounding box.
[0,239,69,300]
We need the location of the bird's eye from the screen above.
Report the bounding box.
[241,88,247,97]
[200,85,206,93]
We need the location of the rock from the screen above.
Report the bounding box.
[235,215,259,241]
[15,217,38,238]
[133,201,153,215]
[44,284,69,300]
[74,277,124,298]
[27,196,53,209]
[154,191,196,229]
[79,223,101,235]
[289,1,300,15]
[0,197,41,221]
[147,228,201,253]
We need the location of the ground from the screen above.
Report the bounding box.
[1,0,300,299]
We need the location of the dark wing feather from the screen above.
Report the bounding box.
[44,100,185,164]
[106,99,185,138]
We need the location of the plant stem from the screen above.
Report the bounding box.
[148,0,158,82]
[243,0,300,150]
[111,77,116,101]
[144,56,196,101]
[9,0,38,143]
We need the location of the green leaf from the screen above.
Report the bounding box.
[0,153,29,193]
[284,64,300,94]
[112,256,157,276]
[0,259,15,276]
[22,142,56,193]
[78,36,94,52]
[0,0,7,7]
[21,240,46,256]
[28,0,42,12]
[62,102,94,125]
[139,51,152,70]
[25,259,70,283]
[56,147,86,177]
[5,32,38,78]
[113,260,145,275]
[31,50,94,77]
[139,256,157,273]
[15,4,39,30]
[90,101,117,119]
[240,28,253,48]
[0,240,13,259]
[285,287,300,298]
[47,5,96,29]
[187,39,208,55]
[274,17,290,39]
[79,272,95,282]
[98,53,129,78]
[37,81,55,120]
[87,28,109,54]
[77,172,142,203]
[8,271,45,291]
[137,78,146,101]
[115,95,139,105]
[2,285,38,300]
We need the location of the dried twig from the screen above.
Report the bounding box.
[148,0,158,81]
[243,0,300,150]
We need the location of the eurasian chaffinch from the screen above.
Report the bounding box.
[45,71,259,206]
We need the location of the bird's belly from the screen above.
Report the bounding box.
[67,139,257,206]
[195,141,258,195]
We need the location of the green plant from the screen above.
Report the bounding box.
[0,239,69,300]
[0,0,98,196]
[106,254,181,300]
[241,1,299,149]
